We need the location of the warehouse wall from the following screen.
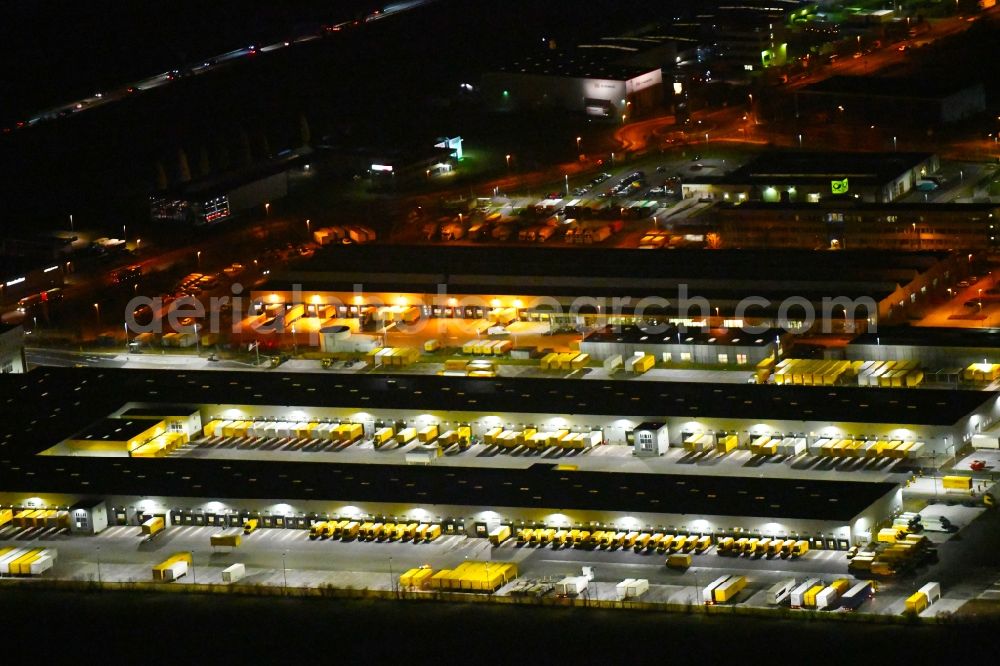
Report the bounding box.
[134,402,975,458]
[579,339,776,365]
[850,485,902,545]
[0,492,856,547]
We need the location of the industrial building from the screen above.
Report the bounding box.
[681,151,940,204]
[149,158,293,226]
[0,323,26,374]
[0,256,65,305]
[846,326,1000,369]
[252,245,965,332]
[6,366,997,546]
[796,76,987,125]
[697,201,1000,251]
[482,31,673,118]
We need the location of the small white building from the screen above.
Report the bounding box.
[631,421,670,457]
[0,323,26,374]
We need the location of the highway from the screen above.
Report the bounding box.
[3,0,441,135]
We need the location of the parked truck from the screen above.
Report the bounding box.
[210,529,243,549]
[766,578,797,605]
[555,575,589,596]
[489,525,511,546]
[840,580,875,610]
[713,576,747,604]
[222,563,246,583]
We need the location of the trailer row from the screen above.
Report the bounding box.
[152,552,192,582]
[539,351,590,371]
[0,546,58,576]
[904,582,941,615]
[400,561,517,592]
[716,537,809,558]
[771,359,923,388]
[309,520,443,543]
[1,508,70,531]
[512,528,713,553]
[850,533,933,577]
[680,431,922,461]
[461,339,514,356]
[482,427,600,451]
[204,419,365,443]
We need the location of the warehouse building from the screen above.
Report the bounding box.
[699,201,1000,251]
[482,32,672,118]
[795,76,987,125]
[681,151,940,204]
[252,245,965,333]
[12,366,989,546]
[579,324,791,365]
[846,326,1000,369]
[149,158,292,226]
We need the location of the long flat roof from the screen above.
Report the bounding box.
[258,246,949,304]
[67,418,155,443]
[849,326,1000,350]
[0,451,892,523]
[583,324,782,347]
[689,151,934,187]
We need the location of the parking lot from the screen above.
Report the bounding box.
[0,518,977,617]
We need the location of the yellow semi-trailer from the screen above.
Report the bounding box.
[395,428,417,446]
[0,548,30,574]
[634,533,652,551]
[904,591,928,615]
[372,427,395,448]
[702,575,732,604]
[657,535,675,553]
[309,521,328,539]
[716,537,734,554]
[243,519,259,535]
[790,579,821,608]
[8,548,44,575]
[666,553,692,569]
[425,525,442,542]
[792,540,809,557]
[141,516,165,538]
[648,533,664,551]
[733,537,749,555]
[713,576,747,604]
[567,529,581,544]
[517,528,533,544]
[359,522,375,539]
[0,508,12,528]
[210,529,242,549]
[417,425,439,443]
[553,530,569,546]
[942,476,972,491]
[695,535,712,552]
[802,584,825,608]
[671,535,687,552]
[152,552,193,582]
[489,526,511,546]
[341,521,360,540]
[330,520,348,537]
[415,524,430,541]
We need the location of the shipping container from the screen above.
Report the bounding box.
[942,476,972,491]
[766,578,797,605]
[616,578,649,599]
[424,524,442,541]
[210,529,243,549]
[792,540,809,557]
[802,584,825,608]
[904,591,928,615]
[555,576,589,596]
[840,581,874,610]
[702,575,732,604]
[342,521,360,539]
[790,578,820,608]
[141,516,165,538]
[221,563,245,583]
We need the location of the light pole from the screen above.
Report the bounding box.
[196,251,202,269]
[282,551,288,593]
[797,133,803,149]
[388,556,395,595]
[305,218,311,236]
[191,552,196,584]
[194,323,201,356]
[892,136,897,152]
[505,154,511,171]
[69,213,74,231]
[576,136,582,153]
[96,546,102,584]
[93,303,101,332]
[265,202,271,216]
[124,321,130,353]
[122,224,127,244]
[290,324,297,356]
[564,174,569,197]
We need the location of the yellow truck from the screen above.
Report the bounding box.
[424,524,442,542]
[695,535,712,553]
[904,591,928,615]
[309,521,328,539]
[342,521,360,540]
[0,508,11,529]
[792,540,809,557]
[716,537,734,555]
[243,518,259,535]
[373,427,395,448]
[152,552,192,582]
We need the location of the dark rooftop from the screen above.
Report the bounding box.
[849,326,1000,350]
[260,245,950,306]
[802,75,983,101]
[0,452,893,523]
[67,418,158,443]
[119,405,201,419]
[708,151,936,187]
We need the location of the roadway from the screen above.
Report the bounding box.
[3,0,442,135]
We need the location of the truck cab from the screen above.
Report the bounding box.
[243,519,259,535]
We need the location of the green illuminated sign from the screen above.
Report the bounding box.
[831,178,849,194]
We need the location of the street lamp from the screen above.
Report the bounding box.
[197,250,202,269]
[305,219,311,235]
[264,202,271,216]
[797,133,803,148]
[388,556,395,595]
[93,303,101,331]
[576,136,582,152]
[96,546,102,584]
[505,154,511,170]
[892,136,897,152]
[282,551,288,593]
[564,174,569,197]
